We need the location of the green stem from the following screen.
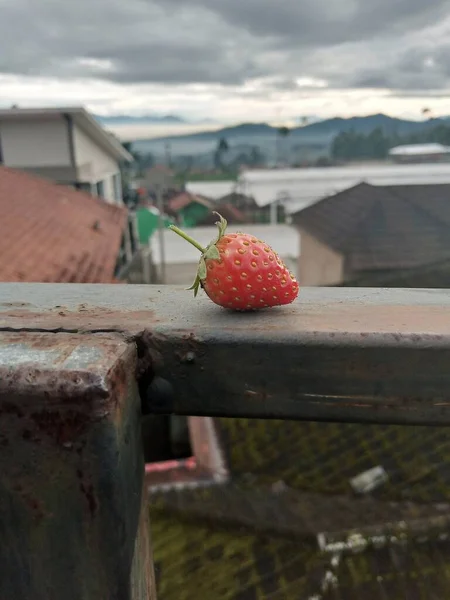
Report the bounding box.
[169,225,206,253]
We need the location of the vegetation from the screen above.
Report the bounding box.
[331,123,450,161]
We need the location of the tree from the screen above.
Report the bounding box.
[248,146,265,166]
[214,137,229,170]
[276,127,291,165]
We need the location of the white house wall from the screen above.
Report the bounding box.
[0,117,70,168]
[73,125,120,203]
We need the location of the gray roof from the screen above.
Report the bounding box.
[292,182,450,273]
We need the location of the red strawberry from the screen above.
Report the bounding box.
[169,213,299,311]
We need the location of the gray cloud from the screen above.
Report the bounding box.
[348,43,450,90]
[160,0,449,47]
[2,0,450,93]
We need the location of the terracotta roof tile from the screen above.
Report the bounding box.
[168,192,214,212]
[0,166,127,283]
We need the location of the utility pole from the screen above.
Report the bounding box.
[165,142,172,168]
[155,183,166,284]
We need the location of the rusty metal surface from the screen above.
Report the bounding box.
[0,330,156,600]
[130,488,157,600]
[1,284,450,337]
[1,284,450,425]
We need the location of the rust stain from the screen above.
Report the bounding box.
[0,301,32,308]
[76,468,98,517]
[0,305,157,334]
[30,409,93,446]
[0,365,109,401]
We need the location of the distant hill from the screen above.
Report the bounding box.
[95,114,186,125]
[297,113,448,136]
[140,113,450,142]
[130,113,450,166]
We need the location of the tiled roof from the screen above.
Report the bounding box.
[167,192,214,213]
[198,202,248,225]
[0,166,127,283]
[292,182,450,273]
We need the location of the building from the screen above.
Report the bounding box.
[185,182,287,224]
[135,206,173,245]
[186,180,237,201]
[0,106,132,204]
[235,164,450,216]
[389,143,450,163]
[150,223,300,285]
[214,191,286,224]
[166,192,215,227]
[143,165,175,192]
[0,166,135,282]
[197,202,248,226]
[291,182,450,287]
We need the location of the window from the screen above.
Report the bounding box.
[95,180,105,198]
[75,182,93,194]
[113,173,122,203]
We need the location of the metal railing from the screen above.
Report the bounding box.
[0,283,449,599]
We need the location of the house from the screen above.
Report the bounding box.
[135,206,173,245]
[166,192,215,227]
[0,106,132,204]
[292,182,450,287]
[147,414,450,598]
[218,191,286,224]
[0,166,135,282]
[237,164,450,215]
[197,202,248,226]
[185,181,287,224]
[143,165,175,192]
[389,143,450,163]
[150,223,300,285]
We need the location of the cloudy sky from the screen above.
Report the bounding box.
[3,0,450,129]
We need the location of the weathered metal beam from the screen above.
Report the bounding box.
[1,284,450,425]
[0,331,156,600]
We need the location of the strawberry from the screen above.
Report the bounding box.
[169,213,299,311]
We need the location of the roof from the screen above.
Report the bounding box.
[292,182,450,273]
[0,107,132,162]
[186,180,238,200]
[236,164,450,211]
[151,223,300,266]
[150,416,450,598]
[198,203,248,225]
[389,143,450,156]
[167,192,214,213]
[0,166,127,283]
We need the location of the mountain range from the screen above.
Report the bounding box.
[123,113,450,165]
[145,113,450,141]
[95,114,186,125]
